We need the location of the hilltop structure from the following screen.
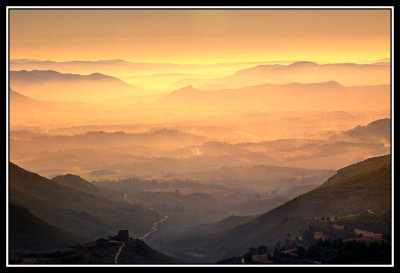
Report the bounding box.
[117,230,130,241]
[109,230,130,241]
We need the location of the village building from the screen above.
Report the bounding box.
[117,230,130,241]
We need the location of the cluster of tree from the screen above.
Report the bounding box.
[243,246,268,263]
[217,246,269,264]
[301,221,356,245]
[296,238,391,264]
[336,209,391,235]
[217,232,391,264]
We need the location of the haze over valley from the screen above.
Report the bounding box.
[8,8,392,265]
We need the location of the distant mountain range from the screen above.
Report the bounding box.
[10,69,128,85]
[10,118,390,179]
[10,128,207,154]
[169,61,390,90]
[9,73,390,130]
[9,59,279,76]
[10,60,390,96]
[155,82,390,111]
[330,118,390,145]
[10,70,145,102]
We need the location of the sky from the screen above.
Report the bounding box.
[9,9,391,64]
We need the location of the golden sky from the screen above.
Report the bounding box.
[9,9,390,64]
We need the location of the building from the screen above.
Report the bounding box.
[117,230,130,241]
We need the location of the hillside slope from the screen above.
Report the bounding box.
[330,118,390,145]
[9,237,182,264]
[9,203,87,252]
[9,162,160,240]
[166,154,391,262]
[118,239,181,264]
[52,174,123,202]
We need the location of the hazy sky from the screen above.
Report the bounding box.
[9,9,391,64]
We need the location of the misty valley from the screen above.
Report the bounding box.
[7,8,392,266]
[8,115,392,264]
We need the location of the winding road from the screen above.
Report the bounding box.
[139,215,169,240]
[114,215,168,264]
[114,242,126,264]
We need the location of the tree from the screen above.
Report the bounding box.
[257,245,267,254]
[343,225,356,239]
[248,247,257,255]
[297,246,306,258]
[274,248,280,258]
[244,249,257,264]
[303,223,316,243]
[284,237,291,249]
[275,241,281,250]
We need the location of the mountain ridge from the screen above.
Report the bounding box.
[9,162,161,240]
[157,81,390,111]
[163,154,391,262]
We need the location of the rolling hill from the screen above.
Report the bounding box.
[10,69,128,85]
[11,129,208,154]
[10,70,145,102]
[52,174,123,202]
[9,162,161,240]
[169,61,390,90]
[163,154,391,262]
[9,88,105,127]
[156,82,390,112]
[330,118,391,145]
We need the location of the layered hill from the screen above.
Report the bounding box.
[10,70,145,102]
[9,162,161,240]
[11,129,207,155]
[156,82,390,112]
[9,89,104,127]
[330,118,391,145]
[10,69,127,85]
[169,61,390,90]
[52,174,123,202]
[164,154,391,262]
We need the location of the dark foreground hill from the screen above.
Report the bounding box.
[117,239,181,264]
[9,203,86,252]
[10,237,181,264]
[9,162,160,241]
[164,154,391,262]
